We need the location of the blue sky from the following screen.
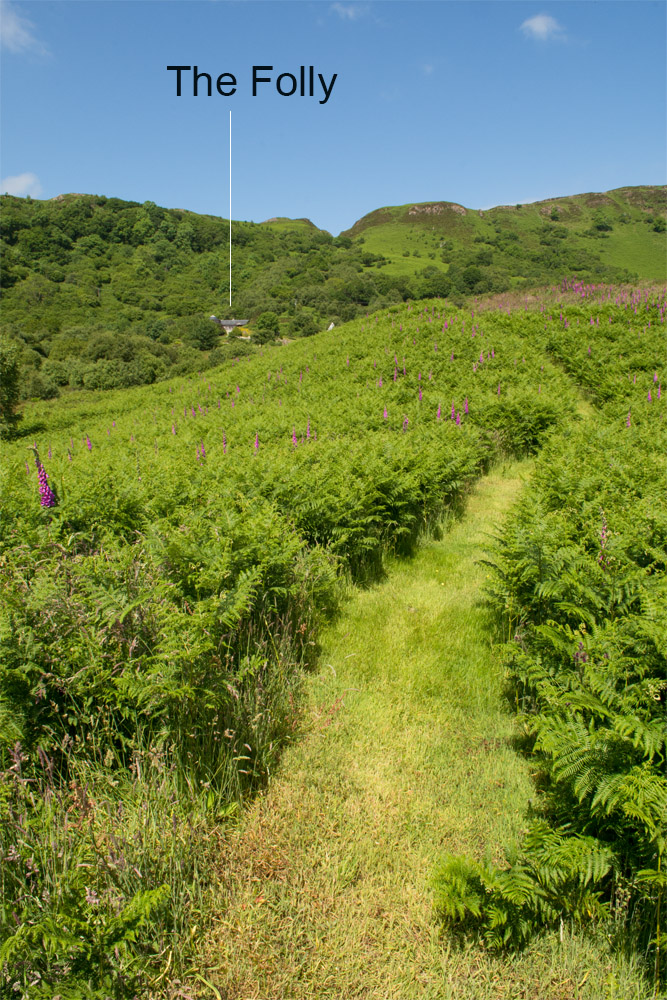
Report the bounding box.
[1,0,665,234]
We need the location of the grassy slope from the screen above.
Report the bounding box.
[344,187,667,282]
[259,218,327,234]
[203,463,648,1000]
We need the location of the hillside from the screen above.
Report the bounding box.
[341,186,667,283]
[2,283,665,996]
[0,186,664,406]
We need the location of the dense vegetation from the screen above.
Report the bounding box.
[344,187,667,289]
[1,175,665,1000]
[434,286,666,985]
[1,186,664,405]
[2,288,583,996]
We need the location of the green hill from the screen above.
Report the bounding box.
[259,216,325,233]
[1,186,664,405]
[341,185,667,283]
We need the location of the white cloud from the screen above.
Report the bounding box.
[520,14,564,41]
[0,0,46,54]
[1,172,43,197]
[331,3,368,22]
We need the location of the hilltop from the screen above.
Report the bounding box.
[340,186,667,284]
[0,185,664,404]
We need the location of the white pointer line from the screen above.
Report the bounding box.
[229,110,232,308]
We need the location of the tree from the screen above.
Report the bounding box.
[179,316,220,350]
[0,343,23,437]
[254,311,280,343]
[592,210,613,232]
[460,265,483,292]
[290,313,317,337]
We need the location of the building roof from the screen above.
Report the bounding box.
[211,318,248,327]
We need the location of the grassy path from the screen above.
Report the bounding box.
[202,461,646,1000]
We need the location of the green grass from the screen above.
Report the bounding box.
[201,462,650,999]
[347,188,667,286]
[3,287,663,996]
[595,224,667,281]
[258,217,326,234]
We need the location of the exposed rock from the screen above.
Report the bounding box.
[407,202,467,217]
[409,204,444,216]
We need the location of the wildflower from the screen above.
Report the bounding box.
[598,508,609,569]
[451,402,455,420]
[31,450,58,508]
[436,403,441,421]
[648,390,652,402]
[626,410,631,427]
[86,435,92,451]
[402,416,409,432]
[418,387,422,401]
[456,412,461,425]
[464,397,468,414]
[383,406,388,420]
[497,384,501,395]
